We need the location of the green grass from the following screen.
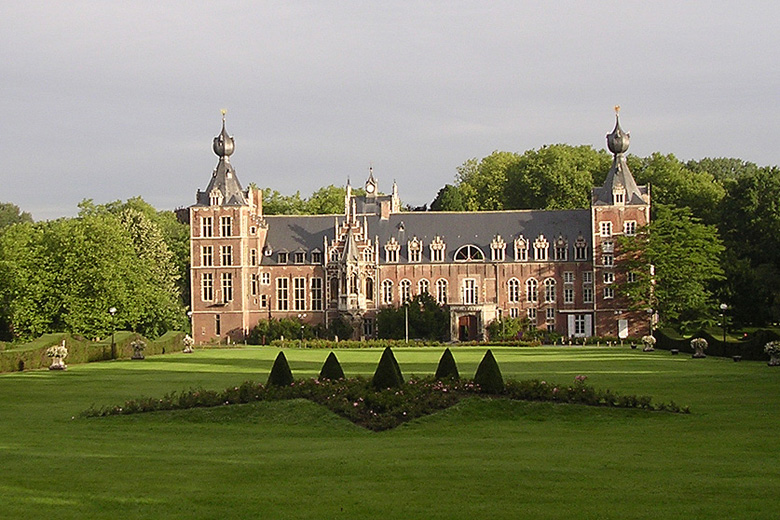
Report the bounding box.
[0,346,778,519]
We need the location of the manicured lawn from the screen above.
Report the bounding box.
[0,346,777,519]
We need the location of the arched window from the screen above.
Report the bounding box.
[365,278,374,301]
[508,278,520,303]
[382,280,393,305]
[330,277,339,301]
[544,278,556,303]
[454,244,485,262]
[526,278,538,303]
[399,279,411,303]
[436,279,448,305]
[533,235,549,261]
[418,279,430,295]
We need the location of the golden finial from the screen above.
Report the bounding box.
[221,108,227,121]
[614,105,621,114]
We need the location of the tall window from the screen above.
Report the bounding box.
[508,278,520,303]
[276,278,289,311]
[311,278,323,311]
[382,280,393,305]
[462,279,477,304]
[251,274,258,296]
[526,278,538,303]
[220,216,232,237]
[583,287,594,303]
[546,308,555,331]
[202,273,213,301]
[600,221,612,237]
[564,287,574,304]
[220,245,233,266]
[362,248,373,263]
[399,279,411,302]
[201,246,213,267]
[201,217,213,238]
[293,277,306,311]
[365,278,374,301]
[418,279,430,295]
[436,279,448,305]
[544,278,556,303]
[250,248,257,266]
[221,273,233,302]
[575,315,586,335]
[624,221,637,236]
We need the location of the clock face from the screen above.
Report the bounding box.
[366,183,375,193]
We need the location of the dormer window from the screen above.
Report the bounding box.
[574,235,588,261]
[514,236,528,262]
[311,249,322,264]
[554,236,567,261]
[533,235,549,261]
[490,235,506,262]
[294,251,306,264]
[613,189,625,205]
[209,188,224,206]
[408,237,422,263]
[454,245,485,262]
[430,236,446,262]
[385,237,400,263]
[277,251,288,264]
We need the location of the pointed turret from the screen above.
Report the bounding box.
[593,107,647,206]
[197,110,248,206]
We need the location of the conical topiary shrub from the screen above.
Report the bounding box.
[434,348,460,380]
[319,351,345,380]
[371,347,404,390]
[267,351,294,387]
[473,349,504,394]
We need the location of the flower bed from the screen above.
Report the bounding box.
[83,375,690,430]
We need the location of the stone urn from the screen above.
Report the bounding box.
[47,340,68,370]
[691,338,708,359]
[764,341,780,366]
[182,334,195,354]
[131,339,146,360]
[641,335,655,352]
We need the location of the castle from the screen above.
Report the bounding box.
[189,110,650,344]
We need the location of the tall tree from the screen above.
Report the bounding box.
[0,202,33,233]
[430,184,466,211]
[619,205,725,331]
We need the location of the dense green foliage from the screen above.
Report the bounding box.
[319,351,346,380]
[371,347,404,390]
[249,317,314,344]
[267,351,294,386]
[0,202,33,232]
[0,201,187,341]
[262,184,365,215]
[619,205,725,331]
[434,347,460,380]
[376,293,448,340]
[473,349,504,393]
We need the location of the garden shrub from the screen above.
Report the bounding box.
[434,348,460,380]
[319,352,345,380]
[371,347,404,390]
[267,351,294,387]
[473,349,504,394]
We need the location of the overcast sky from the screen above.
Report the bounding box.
[2,1,778,220]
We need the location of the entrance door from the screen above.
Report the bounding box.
[458,315,477,341]
[618,319,629,339]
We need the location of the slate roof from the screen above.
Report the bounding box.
[262,208,592,265]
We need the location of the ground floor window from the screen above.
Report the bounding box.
[311,278,323,311]
[294,277,306,311]
[276,277,289,311]
[363,318,374,338]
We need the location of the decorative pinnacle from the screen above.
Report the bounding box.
[221,108,227,120]
[614,105,621,114]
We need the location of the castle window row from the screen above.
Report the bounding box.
[380,234,589,264]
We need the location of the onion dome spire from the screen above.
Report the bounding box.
[213,109,235,158]
[606,105,630,155]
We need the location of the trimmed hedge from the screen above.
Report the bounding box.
[474,349,504,394]
[0,331,188,373]
[371,347,404,390]
[653,328,780,361]
[267,351,294,387]
[434,348,460,380]
[319,352,346,380]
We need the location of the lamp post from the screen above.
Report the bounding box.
[109,307,117,359]
[646,308,653,336]
[187,310,193,334]
[719,303,728,346]
[297,313,307,344]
